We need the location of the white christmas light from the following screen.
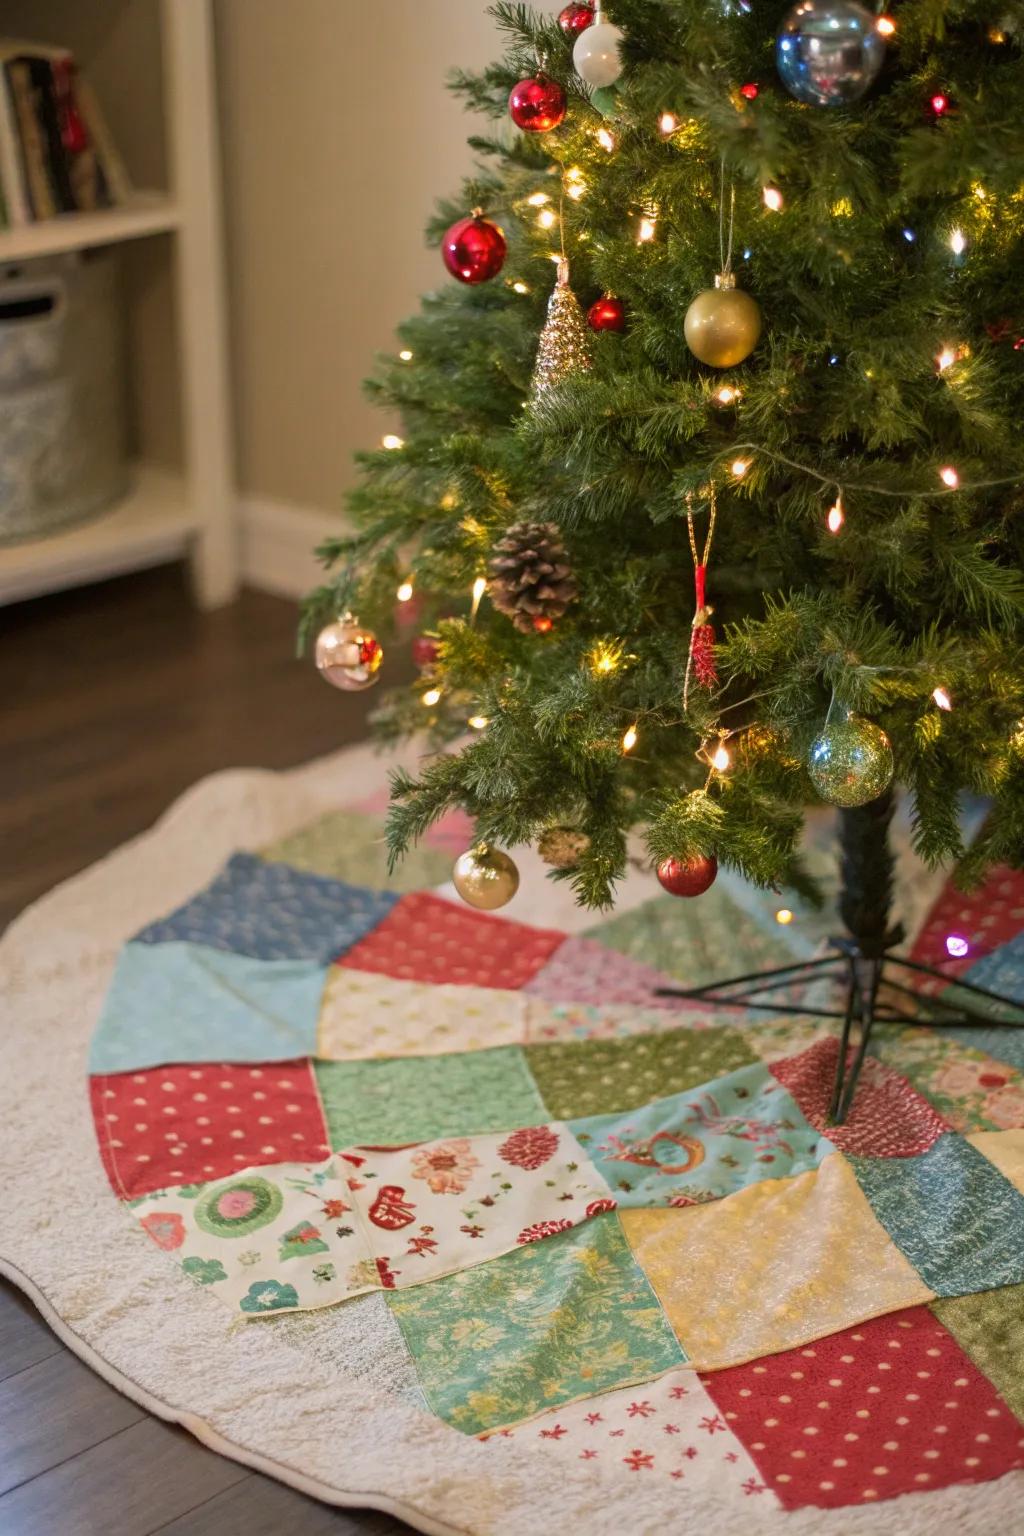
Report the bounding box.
[939,465,959,488]
[527,191,550,207]
[714,385,741,406]
[422,687,442,707]
[622,723,638,753]
[827,495,845,534]
[762,185,784,212]
[396,580,414,602]
[937,346,957,372]
[468,715,489,730]
[512,281,529,294]
[638,213,657,243]
[399,349,413,362]
[381,433,404,450]
[538,208,557,229]
[776,907,795,925]
[659,111,678,135]
[711,743,731,772]
[933,686,952,711]
[731,458,750,478]
[596,127,615,152]
[950,228,967,255]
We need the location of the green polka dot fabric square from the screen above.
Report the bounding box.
[314,1046,548,1148]
[931,1283,1024,1422]
[524,1026,758,1120]
[261,809,452,893]
[386,1212,685,1434]
[585,892,785,988]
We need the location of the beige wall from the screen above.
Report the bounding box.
[214,0,500,511]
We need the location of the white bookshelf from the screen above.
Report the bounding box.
[0,0,237,609]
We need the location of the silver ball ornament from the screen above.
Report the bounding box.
[684,272,762,369]
[807,716,894,807]
[573,19,624,88]
[776,0,887,107]
[314,614,383,692]
[452,843,520,911]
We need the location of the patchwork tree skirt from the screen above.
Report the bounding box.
[3,742,1024,1536]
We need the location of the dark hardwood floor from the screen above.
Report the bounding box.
[1,566,413,1535]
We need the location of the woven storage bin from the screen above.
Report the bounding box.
[0,249,129,545]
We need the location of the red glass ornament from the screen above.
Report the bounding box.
[558,2,595,36]
[656,853,718,898]
[509,74,567,132]
[441,214,507,285]
[412,634,440,671]
[740,82,759,100]
[588,293,626,333]
[930,92,949,116]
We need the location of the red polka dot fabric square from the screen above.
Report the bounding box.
[337,891,565,990]
[910,865,1024,995]
[769,1036,949,1157]
[90,1058,331,1199]
[701,1305,1024,1510]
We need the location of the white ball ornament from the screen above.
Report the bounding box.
[573,12,624,89]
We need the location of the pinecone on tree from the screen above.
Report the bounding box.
[488,521,577,634]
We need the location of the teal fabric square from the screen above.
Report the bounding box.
[90,941,326,1073]
[849,1132,1024,1296]
[570,1060,833,1207]
[314,1045,548,1148]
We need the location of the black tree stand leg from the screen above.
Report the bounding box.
[657,787,1024,1124]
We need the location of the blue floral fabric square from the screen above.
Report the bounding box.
[570,1060,833,1207]
[89,940,327,1073]
[849,1132,1024,1295]
[132,853,399,963]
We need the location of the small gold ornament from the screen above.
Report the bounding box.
[538,826,591,868]
[531,257,593,403]
[452,842,520,910]
[807,714,894,807]
[314,613,383,691]
[684,271,762,369]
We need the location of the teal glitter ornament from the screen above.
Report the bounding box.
[807,715,894,807]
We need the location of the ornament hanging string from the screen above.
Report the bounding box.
[718,158,736,276]
[683,487,719,710]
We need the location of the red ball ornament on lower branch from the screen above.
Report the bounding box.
[588,293,626,332]
[509,75,567,132]
[656,853,718,898]
[441,214,507,285]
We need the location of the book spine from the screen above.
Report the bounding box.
[27,57,75,213]
[74,77,131,207]
[6,60,55,220]
[0,67,29,224]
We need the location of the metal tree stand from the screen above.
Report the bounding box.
[657,790,1024,1125]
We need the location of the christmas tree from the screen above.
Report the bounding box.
[303,0,1024,939]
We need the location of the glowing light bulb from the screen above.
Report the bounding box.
[597,127,615,151]
[930,93,948,116]
[659,111,678,135]
[512,280,529,294]
[527,191,550,207]
[638,214,657,243]
[827,496,845,534]
[936,346,957,372]
[381,433,404,450]
[950,228,966,255]
[945,933,970,958]
[902,227,916,243]
[876,14,896,34]
[468,715,489,730]
[470,575,487,623]
[396,580,414,602]
[622,723,638,753]
[538,208,557,229]
[939,465,959,488]
[932,686,952,711]
[567,182,585,200]
[731,458,750,478]
[762,185,784,212]
[712,743,731,772]
[775,908,795,925]
[422,687,442,707]
[399,349,413,362]
[590,640,623,675]
[714,385,741,406]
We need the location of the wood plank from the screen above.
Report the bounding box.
[0,1418,247,1536]
[152,1470,415,1536]
[0,1350,144,1495]
[0,1283,62,1382]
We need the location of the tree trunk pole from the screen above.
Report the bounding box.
[837,787,897,957]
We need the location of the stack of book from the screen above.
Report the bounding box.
[0,40,131,227]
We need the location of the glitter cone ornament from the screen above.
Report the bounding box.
[531,257,592,403]
[684,271,762,368]
[315,614,383,691]
[656,853,718,897]
[538,826,592,868]
[452,843,520,910]
[807,714,894,807]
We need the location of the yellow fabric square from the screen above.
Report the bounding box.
[967,1129,1024,1192]
[620,1151,933,1369]
[316,968,529,1059]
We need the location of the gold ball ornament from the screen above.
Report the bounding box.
[683,272,762,369]
[538,826,591,869]
[452,842,520,910]
[807,715,894,807]
[314,613,383,691]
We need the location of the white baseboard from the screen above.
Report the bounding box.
[238,496,351,600]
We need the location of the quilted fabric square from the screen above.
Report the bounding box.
[90,1059,331,1199]
[702,1304,1024,1510]
[769,1036,948,1157]
[130,1156,378,1315]
[583,892,788,989]
[572,1061,832,1207]
[133,853,399,962]
[316,968,530,1060]
[910,865,1024,989]
[341,1124,610,1287]
[521,934,687,1010]
[938,1015,1024,1076]
[849,1133,1024,1296]
[524,1026,757,1121]
[932,1282,1024,1423]
[314,1048,548,1147]
[505,1368,776,1501]
[89,941,327,1074]
[873,1025,1024,1133]
[260,809,452,892]
[386,1213,685,1434]
[337,891,564,990]
[967,1128,1024,1191]
[621,1154,932,1369]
